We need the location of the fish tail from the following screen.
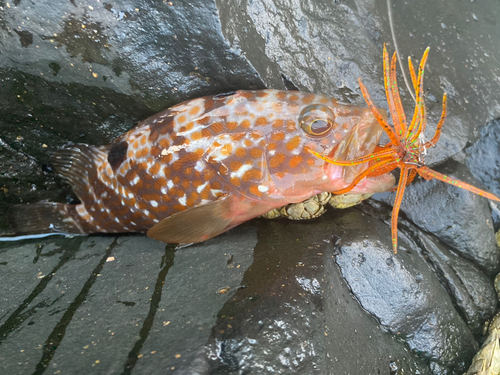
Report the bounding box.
[7,202,85,236]
[3,143,104,239]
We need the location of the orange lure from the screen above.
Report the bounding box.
[309,45,500,253]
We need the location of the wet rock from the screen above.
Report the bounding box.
[375,160,500,275]
[1,209,494,374]
[0,137,74,210]
[201,215,432,374]
[0,236,117,374]
[414,232,498,336]
[360,198,498,331]
[0,230,256,374]
[465,118,500,230]
[465,118,500,197]
[329,207,479,374]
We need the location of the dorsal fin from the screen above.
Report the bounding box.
[50,144,105,200]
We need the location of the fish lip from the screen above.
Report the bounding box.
[324,108,396,194]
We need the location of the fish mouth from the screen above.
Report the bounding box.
[326,108,396,194]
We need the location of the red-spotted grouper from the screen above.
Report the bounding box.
[4,90,395,243]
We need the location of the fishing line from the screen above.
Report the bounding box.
[387,0,416,104]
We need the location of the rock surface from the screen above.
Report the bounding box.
[1,0,500,374]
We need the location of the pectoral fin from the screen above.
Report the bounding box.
[147,197,234,244]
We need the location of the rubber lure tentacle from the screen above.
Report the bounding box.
[332,160,400,195]
[409,48,430,143]
[417,166,500,202]
[390,51,407,136]
[424,93,448,149]
[391,164,409,253]
[383,45,401,139]
[358,79,400,146]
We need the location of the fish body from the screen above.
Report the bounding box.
[8,89,395,243]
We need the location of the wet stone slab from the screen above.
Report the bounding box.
[0,209,496,374]
[0,236,116,373]
[47,236,167,374]
[203,216,433,374]
[130,228,255,374]
[0,229,256,375]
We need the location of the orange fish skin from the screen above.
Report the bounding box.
[14,90,396,243]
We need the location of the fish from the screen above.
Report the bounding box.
[5,89,396,243]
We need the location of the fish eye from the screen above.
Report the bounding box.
[299,105,335,137]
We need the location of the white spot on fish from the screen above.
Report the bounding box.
[167,180,174,189]
[156,167,165,178]
[161,187,168,194]
[151,200,158,207]
[144,209,150,216]
[231,164,252,179]
[170,152,179,163]
[179,195,187,206]
[114,218,120,223]
[131,176,140,186]
[195,160,204,172]
[269,150,276,156]
[163,143,189,155]
[197,182,208,193]
[258,185,268,193]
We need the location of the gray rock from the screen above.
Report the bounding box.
[202,216,432,374]
[333,209,478,374]
[375,160,500,275]
[465,118,500,229]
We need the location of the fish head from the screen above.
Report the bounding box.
[321,105,396,194]
[247,91,395,199]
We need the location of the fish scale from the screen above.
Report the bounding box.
[6,89,396,243]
